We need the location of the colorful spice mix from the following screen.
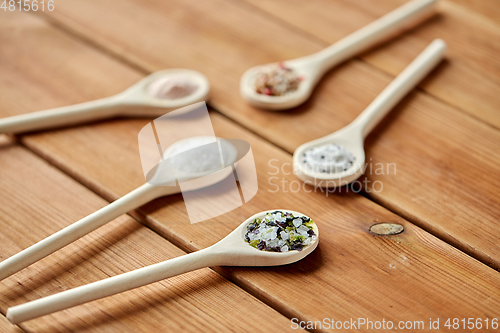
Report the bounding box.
[245,211,316,252]
[254,62,301,96]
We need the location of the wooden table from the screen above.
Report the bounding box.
[1,0,499,331]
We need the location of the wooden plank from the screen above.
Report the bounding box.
[0,143,293,331]
[241,0,500,129]
[25,0,500,267]
[2,9,500,329]
[443,0,500,27]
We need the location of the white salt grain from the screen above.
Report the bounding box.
[297,225,310,236]
[272,213,286,223]
[262,227,278,241]
[293,218,303,228]
[267,238,280,248]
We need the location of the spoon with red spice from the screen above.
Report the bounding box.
[0,69,210,134]
[240,0,437,110]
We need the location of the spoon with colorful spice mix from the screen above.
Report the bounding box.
[7,210,318,324]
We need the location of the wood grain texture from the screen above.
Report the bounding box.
[0,142,292,331]
[447,0,500,26]
[1,7,500,332]
[26,0,500,267]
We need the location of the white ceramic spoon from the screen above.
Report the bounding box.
[6,210,318,324]
[0,69,210,134]
[0,136,237,281]
[240,0,437,110]
[293,39,446,187]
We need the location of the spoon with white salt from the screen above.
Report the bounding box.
[0,136,237,281]
[240,0,437,110]
[0,69,210,134]
[6,210,318,324]
[293,39,446,187]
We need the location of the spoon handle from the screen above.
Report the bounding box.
[0,183,160,282]
[352,38,446,138]
[6,247,221,324]
[309,0,437,72]
[0,96,123,134]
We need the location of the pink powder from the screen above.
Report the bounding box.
[147,75,199,99]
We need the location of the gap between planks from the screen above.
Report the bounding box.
[0,313,24,333]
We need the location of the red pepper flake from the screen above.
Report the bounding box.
[263,87,273,95]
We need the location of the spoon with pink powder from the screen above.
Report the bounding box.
[0,69,210,134]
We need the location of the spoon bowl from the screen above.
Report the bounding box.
[240,60,316,110]
[118,68,210,116]
[294,124,365,187]
[6,210,318,324]
[214,209,319,266]
[148,135,239,189]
